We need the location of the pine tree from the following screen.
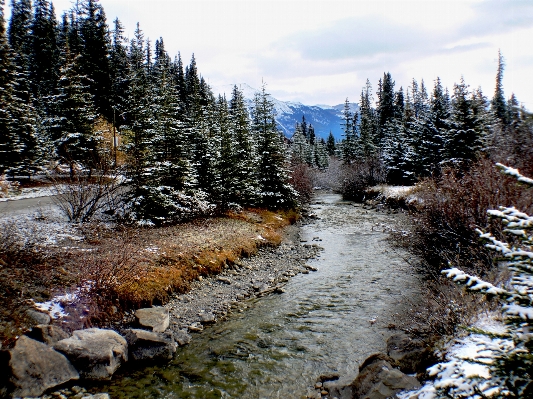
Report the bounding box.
[341,98,357,163]
[377,72,395,147]
[78,0,111,119]
[314,138,329,169]
[0,0,23,176]
[46,46,98,177]
[8,0,32,70]
[229,84,258,205]
[252,83,296,208]
[291,123,308,164]
[326,131,336,156]
[29,0,59,101]
[214,95,237,208]
[358,79,377,158]
[109,18,128,124]
[172,52,186,106]
[492,50,507,126]
[301,115,308,140]
[121,23,157,222]
[445,78,484,167]
[430,77,450,170]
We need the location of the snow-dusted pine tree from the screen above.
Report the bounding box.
[229,84,259,206]
[406,164,533,398]
[252,83,296,208]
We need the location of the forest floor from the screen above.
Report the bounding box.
[0,204,299,348]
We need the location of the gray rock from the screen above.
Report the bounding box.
[188,322,204,332]
[123,329,177,361]
[135,307,170,333]
[199,312,216,324]
[26,309,51,325]
[174,330,192,346]
[7,336,79,397]
[53,328,128,380]
[26,324,70,345]
[387,333,431,373]
[352,353,420,399]
[217,276,232,284]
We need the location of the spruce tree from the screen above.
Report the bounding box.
[326,131,336,156]
[47,46,98,177]
[214,94,237,208]
[78,0,111,119]
[121,23,157,222]
[291,123,308,164]
[314,138,329,169]
[358,79,377,158]
[341,98,357,163]
[445,77,484,167]
[252,84,296,208]
[29,0,59,101]
[0,0,23,176]
[492,50,507,126]
[109,18,128,123]
[229,84,258,205]
[8,0,32,70]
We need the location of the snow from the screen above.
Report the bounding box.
[0,184,62,202]
[399,313,508,399]
[32,292,76,319]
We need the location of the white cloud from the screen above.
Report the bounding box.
[5,0,533,108]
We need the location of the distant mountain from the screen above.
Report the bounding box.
[213,83,358,140]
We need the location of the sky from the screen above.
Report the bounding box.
[7,0,533,108]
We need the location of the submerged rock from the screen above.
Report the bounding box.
[326,354,420,399]
[387,332,432,373]
[135,307,170,333]
[123,329,177,361]
[54,328,128,380]
[7,336,79,397]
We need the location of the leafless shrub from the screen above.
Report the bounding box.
[0,175,20,198]
[340,156,386,201]
[396,158,533,278]
[290,162,314,205]
[48,160,124,223]
[395,276,493,340]
[311,157,344,191]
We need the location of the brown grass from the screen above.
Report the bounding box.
[73,208,299,311]
[0,208,298,344]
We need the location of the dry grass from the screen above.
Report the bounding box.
[0,208,298,344]
[72,208,299,310]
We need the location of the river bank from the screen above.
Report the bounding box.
[3,192,430,399]
[84,192,422,399]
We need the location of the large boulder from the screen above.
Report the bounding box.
[26,324,70,345]
[387,333,432,373]
[135,307,169,333]
[123,329,177,361]
[54,328,128,380]
[6,336,79,398]
[325,354,421,399]
[352,353,421,399]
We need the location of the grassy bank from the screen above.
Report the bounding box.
[0,207,299,346]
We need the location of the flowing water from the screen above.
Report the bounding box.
[97,193,419,398]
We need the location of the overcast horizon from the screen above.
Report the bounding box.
[6,0,533,109]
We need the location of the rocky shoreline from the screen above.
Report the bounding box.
[1,221,325,399]
[162,223,322,335]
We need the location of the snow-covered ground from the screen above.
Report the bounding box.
[0,184,61,202]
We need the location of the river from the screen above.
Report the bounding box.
[95,193,419,399]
